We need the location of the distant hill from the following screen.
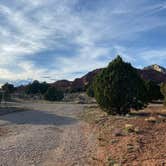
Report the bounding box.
[50,65,166,92]
[51,80,72,91]
[68,65,166,91]
[15,64,166,93]
[139,65,166,84]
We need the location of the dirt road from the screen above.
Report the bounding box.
[0,102,97,166]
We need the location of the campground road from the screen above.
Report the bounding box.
[0,102,97,166]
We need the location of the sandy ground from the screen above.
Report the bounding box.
[0,102,98,166]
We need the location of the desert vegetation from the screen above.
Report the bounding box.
[86,84,95,98]
[92,56,147,115]
[161,83,166,106]
[145,80,163,102]
[26,80,50,95]
[2,83,15,94]
[44,87,64,101]
[0,83,15,101]
[86,56,165,116]
[24,80,64,101]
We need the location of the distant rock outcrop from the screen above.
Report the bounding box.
[138,69,166,84]
[51,65,166,92]
[144,64,166,74]
[76,65,166,89]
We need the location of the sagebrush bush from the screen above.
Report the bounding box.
[93,56,147,115]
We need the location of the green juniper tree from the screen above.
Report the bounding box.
[93,56,147,115]
[44,87,64,101]
[26,80,40,94]
[1,83,15,101]
[2,83,15,94]
[86,83,95,97]
[145,81,163,102]
[26,81,50,95]
[160,83,166,106]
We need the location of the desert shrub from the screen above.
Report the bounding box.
[2,83,15,94]
[39,82,50,94]
[145,81,163,101]
[0,91,11,101]
[160,83,166,106]
[44,87,64,101]
[26,81,50,95]
[93,56,148,115]
[26,80,40,94]
[1,83,15,101]
[0,93,2,101]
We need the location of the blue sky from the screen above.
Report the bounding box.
[0,0,166,86]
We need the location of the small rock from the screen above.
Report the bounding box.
[125,114,131,117]
[127,144,134,153]
[111,139,119,144]
[134,127,140,134]
[124,124,134,133]
[113,129,123,136]
[145,117,157,123]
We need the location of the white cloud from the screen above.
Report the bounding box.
[0,61,47,81]
[0,0,166,84]
[140,49,166,64]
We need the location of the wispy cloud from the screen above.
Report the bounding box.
[140,49,166,64]
[0,0,166,85]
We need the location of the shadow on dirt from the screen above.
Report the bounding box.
[130,112,166,118]
[0,109,78,126]
[129,112,151,117]
[157,113,166,117]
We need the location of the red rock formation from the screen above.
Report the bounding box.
[15,65,166,93]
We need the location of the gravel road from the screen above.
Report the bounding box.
[0,102,97,166]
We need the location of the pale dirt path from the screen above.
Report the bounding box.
[0,102,98,166]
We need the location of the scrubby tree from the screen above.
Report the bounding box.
[145,81,163,101]
[26,80,40,94]
[2,83,15,94]
[39,82,50,94]
[93,56,148,115]
[0,91,10,101]
[0,92,2,101]
[160,83,166,106]
[26,80,50,95]
[1,83,15,101]
[44,87,64,101]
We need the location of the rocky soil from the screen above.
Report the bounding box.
[82,104,166,165]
